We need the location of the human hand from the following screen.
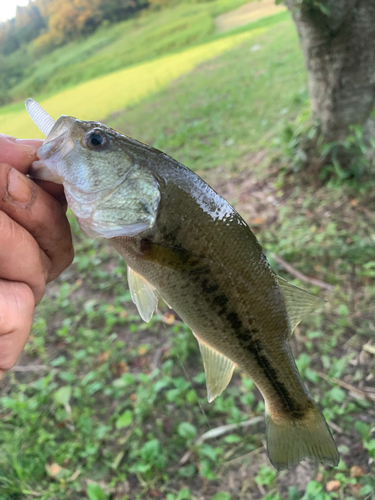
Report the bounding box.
[0,135,74,378]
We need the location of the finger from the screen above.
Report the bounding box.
[0,135,43,173]
[0,279,35,378]
[0,135,65,204]
[0,165,74,282]
[33,179,67,210]
[0,211,48,303]
[15,139,44,148]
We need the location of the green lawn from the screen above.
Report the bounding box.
[0,7,374,500]
[107,16,305,171]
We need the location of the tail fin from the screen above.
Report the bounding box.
[265,402,340,471]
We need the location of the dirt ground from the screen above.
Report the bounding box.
[215,0,286,33]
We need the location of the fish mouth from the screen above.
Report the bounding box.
[30,116,76,184]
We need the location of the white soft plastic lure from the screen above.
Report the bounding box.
[25,98,55,136]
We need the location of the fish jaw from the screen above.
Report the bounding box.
[30,115,76,184]
[30,159,64,183]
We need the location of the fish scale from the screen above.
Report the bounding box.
[25,98,339,471]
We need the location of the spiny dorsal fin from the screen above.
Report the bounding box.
[127,266,158,322]
[194,333,236,402]
[276,275,326,338]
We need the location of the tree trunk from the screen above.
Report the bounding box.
[284,0,375,143]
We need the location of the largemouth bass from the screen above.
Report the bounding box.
[25,98,339,471]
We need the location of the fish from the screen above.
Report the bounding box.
[25,98,339,471]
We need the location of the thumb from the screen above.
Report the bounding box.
[0,280,35,378]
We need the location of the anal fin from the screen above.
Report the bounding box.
[276,275,326,338]
[127,266,158,322]
[194,333,236,402]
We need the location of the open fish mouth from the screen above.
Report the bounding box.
[30,118,77,184]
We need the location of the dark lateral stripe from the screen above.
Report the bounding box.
[140,238,207,270]
[248,337,306,418]
[141,236,306,418]
[205,287,306,419]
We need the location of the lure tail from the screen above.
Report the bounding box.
[265,400,339,471]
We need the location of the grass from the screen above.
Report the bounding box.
[1,20,276,139]
[1,7,375,500]
[107,15,304,171]
[2,0,263,112]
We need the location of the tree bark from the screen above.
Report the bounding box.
[284,0,375,143]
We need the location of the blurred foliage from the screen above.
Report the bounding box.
[0,3,45,56]
[33,0,104,55]
[0,0,147,57]
[0,0,147,105]
[0,22,275,138]
[0,50,30,106]
[0,0,251,107]
[32,0,148,56]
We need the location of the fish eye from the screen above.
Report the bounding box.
[85,130,107,149]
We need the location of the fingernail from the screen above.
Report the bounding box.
[7,168,32,204]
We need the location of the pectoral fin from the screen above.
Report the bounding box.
[127,266,158,322]
[276,275,326,338]
[194,333,236,402]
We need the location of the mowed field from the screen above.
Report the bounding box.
[1,26,268,138]
[1,3,375,500]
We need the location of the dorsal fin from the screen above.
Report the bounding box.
[127,266,158,322]
[193,333,236,402]
[276,275,326,338]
